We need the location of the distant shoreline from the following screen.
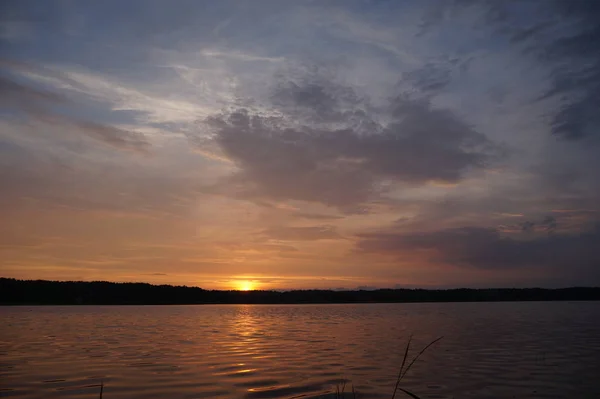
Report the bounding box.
[3,300,600,307]
[2,278,600,305]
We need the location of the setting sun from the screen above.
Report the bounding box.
[236,280,255,291]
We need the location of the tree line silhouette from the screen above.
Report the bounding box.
[2,278,599,305]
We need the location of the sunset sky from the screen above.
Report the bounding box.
[1,0,599,290]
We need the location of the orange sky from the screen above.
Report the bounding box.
[1,1,600,289]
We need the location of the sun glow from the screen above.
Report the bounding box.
[236,280,255,291]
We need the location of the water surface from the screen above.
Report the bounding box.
[1,302,600,398]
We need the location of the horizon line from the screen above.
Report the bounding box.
[2,277,598,292]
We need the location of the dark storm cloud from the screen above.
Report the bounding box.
[205,78,497,210]
[357,223,600,277]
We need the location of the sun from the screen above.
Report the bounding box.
[236,280,255,291]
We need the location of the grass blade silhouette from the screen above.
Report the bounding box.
[400,336,443,380]
[396,387,422,399]
[391,335,412,399]
[392,335,443,399]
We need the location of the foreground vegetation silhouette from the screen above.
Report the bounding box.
[2,278,599,305]
[328,336,443,399]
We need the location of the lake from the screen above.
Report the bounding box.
[1,302,600,398]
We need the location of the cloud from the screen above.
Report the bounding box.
[356,223,600,282]
[261,225,341,241]
[270,73,365,125]
[520,221,535,233]
[539,215,557,232]
[402,61,454,93]
[532,2,600,141]
[428,0,600,141]
[294,212,344,221]
[203,75,498,210]
[0,72,150,153]
[517,216,557,234]
[0,75,65,107]
[36,113,150,154]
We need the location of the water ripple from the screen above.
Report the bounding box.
[1,302,600,398]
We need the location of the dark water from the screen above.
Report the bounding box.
[1,302,600,399]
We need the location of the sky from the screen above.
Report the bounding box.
[1,0,599,290]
